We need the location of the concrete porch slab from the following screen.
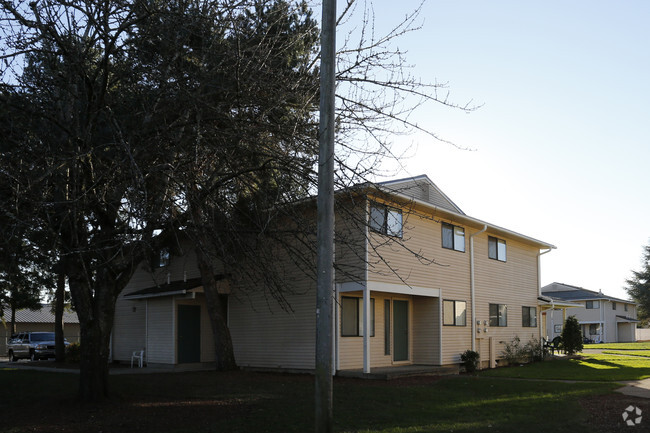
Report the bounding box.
[337,364,459,380]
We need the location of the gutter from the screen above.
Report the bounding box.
[470,224,488,352]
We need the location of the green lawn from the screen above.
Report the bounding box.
[603,350,650,358]
[584,342,650,350]
[481,353,650,381]
[0,367,616,433]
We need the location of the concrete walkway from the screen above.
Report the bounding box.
[616,379,650,398]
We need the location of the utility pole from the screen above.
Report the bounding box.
[315,0,336,430]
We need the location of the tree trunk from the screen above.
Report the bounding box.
[55,272,66,362]
[10,306,16,335]
[68,275,116,402]
[195,246,237,371]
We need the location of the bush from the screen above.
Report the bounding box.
[502,336,544,364]
[524,337,544,362]
[561,315,584,355]
[460,349,480,373]
[66,342,81,363]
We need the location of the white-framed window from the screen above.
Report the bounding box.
[369,202,403,238]
[341,297,375,337]
[589,324,600,335]
[489,303,507,327]
[488,236,506,261]
[443,300,467,326]
[152,247,171,268]
[442,223,465,252]
[522,306,537,327]
[612,302,617,310]
[586,300,600,309]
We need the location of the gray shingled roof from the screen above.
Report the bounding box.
[1,304,79,324]
[543,289,633,304]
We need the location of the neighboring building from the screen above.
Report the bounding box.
[111,175,555,371]
[541,282,638,343]
[1,305,80,355]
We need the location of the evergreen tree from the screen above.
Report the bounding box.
[626,244,650,326]
[561,315,583,355]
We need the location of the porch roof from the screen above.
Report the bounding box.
[537,296,582,310]
[616,315,640,323]
[123,277,204,300]
[339,281,440,298]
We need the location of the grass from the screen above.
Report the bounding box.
[481,353,650,381]
[584,342,650,350]
[603,350,650,358]
[0,368,616,433]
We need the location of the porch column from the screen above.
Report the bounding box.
[363,285,370,373]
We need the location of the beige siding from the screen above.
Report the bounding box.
[229,287,316,370]
[146,297,175,364]
[471,235,541,365]
[412,296,440,364]
[335,203,367,284]
[366,197,544,366]
[111,295,146,362]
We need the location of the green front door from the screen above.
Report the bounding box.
[178,305,201,363]
[393,300,409,362]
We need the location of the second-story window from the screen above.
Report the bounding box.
[522,306,537,327]
[489,303,507,327]
[586,300,600,309]
[152,247,171,268]
[442,223,465,252]
[612,302,617,310]
[488,236,507,262]
[369,202,403,238]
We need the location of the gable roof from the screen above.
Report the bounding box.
[378,175,465,214]
[1,304,79,324]
[372,175,555,250]
[541,282,634,304]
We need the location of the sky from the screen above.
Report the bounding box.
[349,0,650,300]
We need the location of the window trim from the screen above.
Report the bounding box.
[489,303,508,327]
[612,302,617,310]
[443,300,467,326]
[586,300,600,309]
[369,202,403,238]
[341,296,375,337]
[442,223,465,253]
[522,306,537,327]
[488,236,507,262]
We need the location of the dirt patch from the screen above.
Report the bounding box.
[580,392,649,432]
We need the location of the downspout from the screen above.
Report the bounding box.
[537,248,553,343]
[145,299,149,365]
[363,200,371,374]
[470,224,488,352]
[537,248,553,297]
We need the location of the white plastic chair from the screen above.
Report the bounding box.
[131,349,144,368]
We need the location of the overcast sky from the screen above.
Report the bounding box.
[355,0,650,300]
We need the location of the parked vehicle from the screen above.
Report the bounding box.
[7,332,69,361]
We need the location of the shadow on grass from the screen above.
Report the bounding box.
[0,369,618,433]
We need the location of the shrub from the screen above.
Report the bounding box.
[66,342,81,363]
[460,349,480,373]
[523,337,544,362]
[502,336,544,364]
[502,336,523,364]
[562,315,584,355]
